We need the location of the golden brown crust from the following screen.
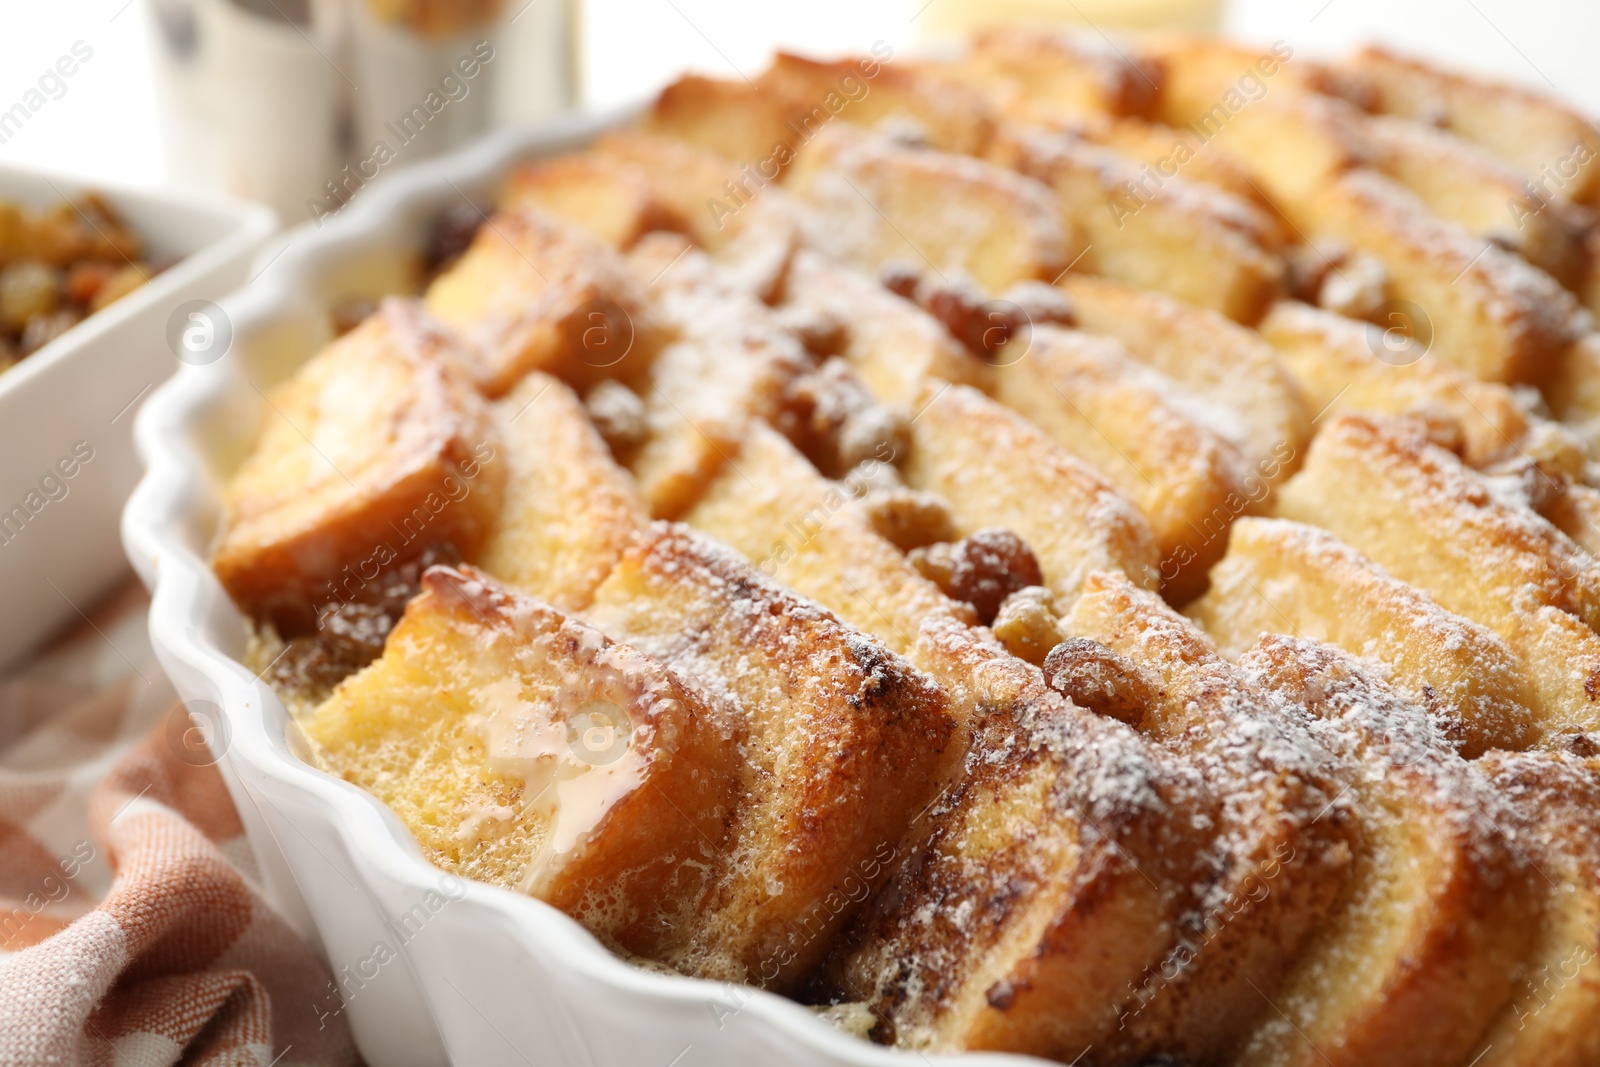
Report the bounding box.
[904,379,1161,609]
[214,299,503,631]
[823,630,1210,1062]
[1257,300,1577,470]
[960,27,1163,121]
[761,52,996,156]
[683,422,965,655]
[1474,749,1600,1067]
[644,74,798,167]
[1298,170,1583,384]
[500,154,688,249]
[620,237,812,518]
[1062,571,1358,1064]
[1059,274,1310,477]
[996,125,1284,321]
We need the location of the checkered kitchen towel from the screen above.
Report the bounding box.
[0,584,359,1067]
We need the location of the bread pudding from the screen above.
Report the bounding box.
[219,29,1600,1067]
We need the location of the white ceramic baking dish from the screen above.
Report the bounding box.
[0,162,273,668]
[121,110,1042,1067]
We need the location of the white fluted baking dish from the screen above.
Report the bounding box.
[120,108,1042,1067]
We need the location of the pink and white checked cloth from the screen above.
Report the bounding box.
[0,584,360,1067]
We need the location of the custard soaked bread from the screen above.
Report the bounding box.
[300,564,743,959]
[214,27,1600,1067]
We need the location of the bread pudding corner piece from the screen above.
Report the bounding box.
[1236,636,1538,1067]
[1341,44,1600,208]
[583,522,958,990]
[1189,516,1538,758]
[993,125,1284,323]
[1299,168,1585,384]
[1062,570,1361,1064]
[472,371,646,611]
[423,205,664,397]
[1274,411,1600,741]
[1257,300,1587,472]
[994,324,1260,604]
[300,564,742,960]
[213,298,503,632]
[759,51,995,157]
[782,123,1073,294]
[1474,747,1600,1067]
[903,379,1161,610]
[820,639,1211,1062]
[957,26,1164,122]
[1058,274,1311,478]
[499,153,688,250]
[619,238,814,518]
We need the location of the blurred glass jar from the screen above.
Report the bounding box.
[145,0,574,226]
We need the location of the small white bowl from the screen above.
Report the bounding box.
[0,163,273,668]
[122,112,1041,1067]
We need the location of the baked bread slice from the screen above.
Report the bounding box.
[1341,45,1600,206]
[1235,636,1536,1067]
[1063,571,1358,1064]
[822,625,1212,1063]
[1189,516,1538,757]
[1474,746,1600,1067]
[584,523,958,990]
[471,371,647,610]
[1275,412,1600,740]
[301,564,743,960]
[214,298,502,632]
[994,325,1256,602]
[784,124,1072,293]
[424,206,663,396]
[1058,273,1310,480]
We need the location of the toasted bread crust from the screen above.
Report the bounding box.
[995,326,1258,603]
[1237,636,1536,1067]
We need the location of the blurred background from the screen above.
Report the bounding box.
[3,0,1598,225]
